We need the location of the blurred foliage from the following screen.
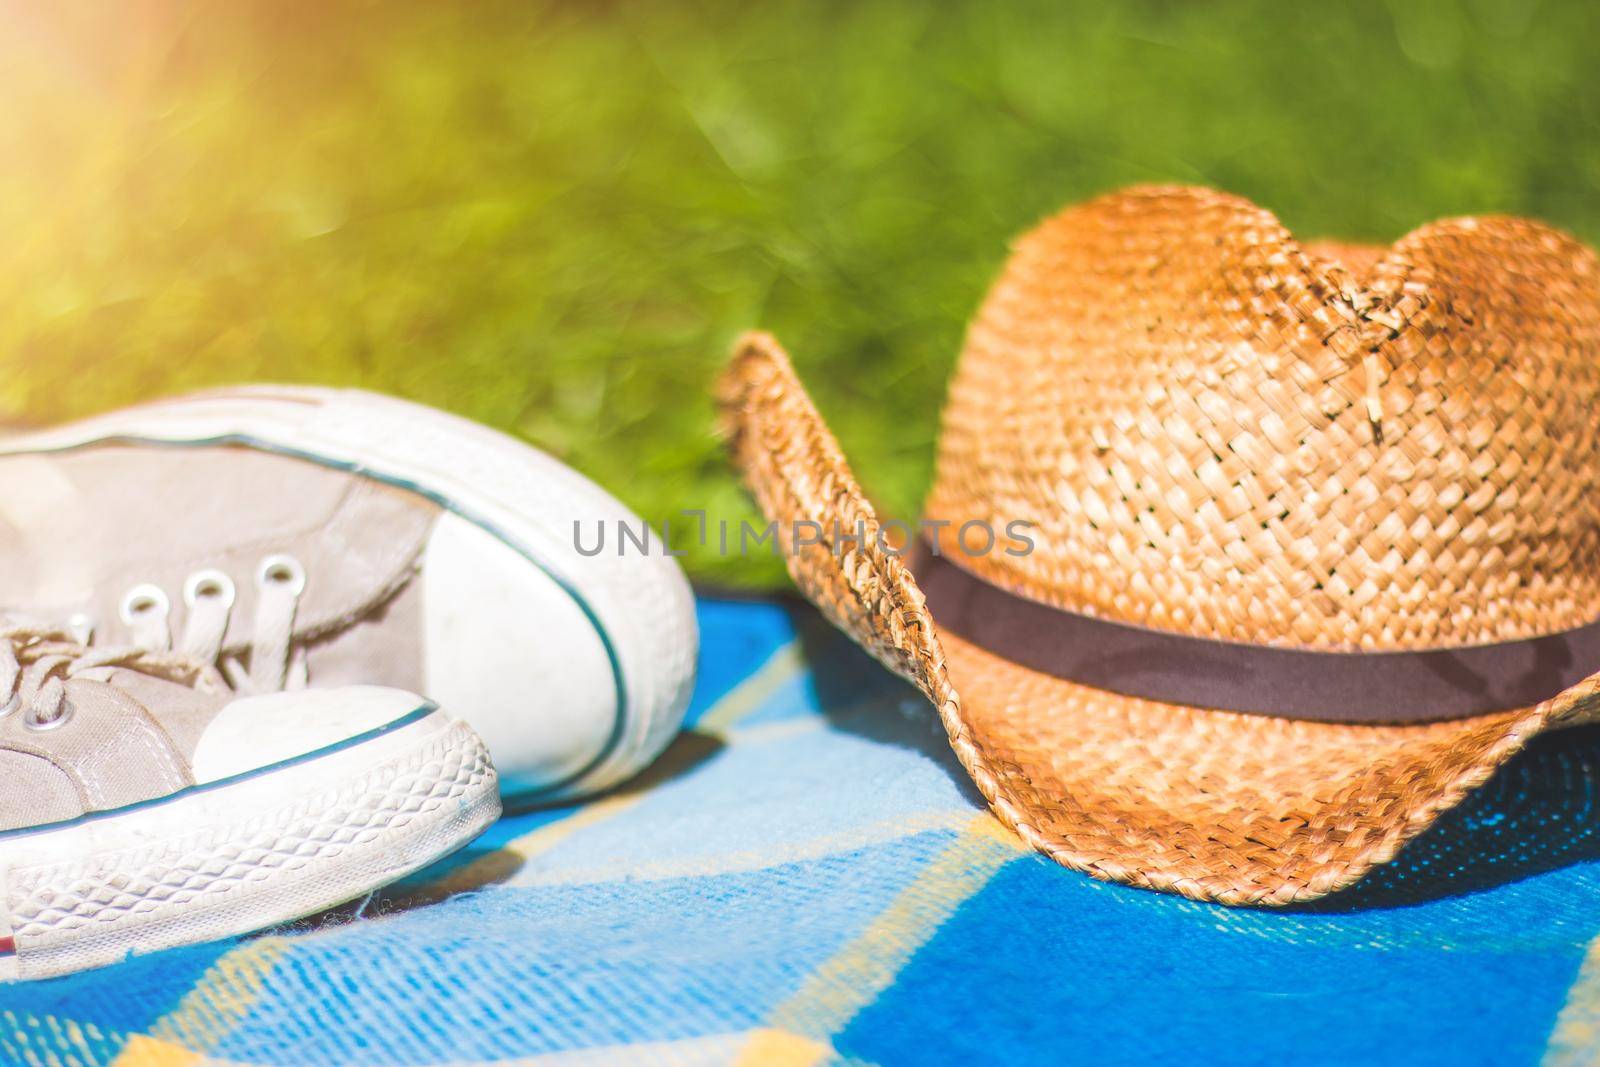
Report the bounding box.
[0,0,1597,586]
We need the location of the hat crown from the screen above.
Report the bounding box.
[925,186,1600,651]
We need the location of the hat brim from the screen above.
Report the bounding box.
[719,331,1600,906]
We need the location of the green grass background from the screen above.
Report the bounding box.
[0,0,1596,586]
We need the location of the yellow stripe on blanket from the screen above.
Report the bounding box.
[742,814,1024,1065]
[112,938,290,1066]
[1545,933,1600,1066]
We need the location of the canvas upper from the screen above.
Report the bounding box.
[0,445,436,695]
[0,626,428,831]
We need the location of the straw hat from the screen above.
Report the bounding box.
[718,185,1600,906]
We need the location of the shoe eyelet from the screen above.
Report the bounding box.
[119,584,171,626]
[256,554,307,597]
[183,569,237,610]
[23,705,72,732]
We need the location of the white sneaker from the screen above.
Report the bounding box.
[0,386,698,803]
[0,626,497,981]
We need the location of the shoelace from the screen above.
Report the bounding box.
[117,554,309,695]
[0,626,221,731]
[0,550,307,735]
[0,554,313,731]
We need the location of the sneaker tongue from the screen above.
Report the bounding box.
[0,447,436,650]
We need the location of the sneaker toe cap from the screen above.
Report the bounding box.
[191,685,435,784]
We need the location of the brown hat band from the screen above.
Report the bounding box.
[909,542,1600,723]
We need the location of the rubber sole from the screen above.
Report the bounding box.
[0,704,497,982]
[0,385,699,803]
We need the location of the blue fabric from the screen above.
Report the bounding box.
[847,861,1590,1067]
[5,596,1600,1065]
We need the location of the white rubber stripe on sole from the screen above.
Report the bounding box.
[0,707,497,982]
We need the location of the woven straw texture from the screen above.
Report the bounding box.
[718,185,1600,905]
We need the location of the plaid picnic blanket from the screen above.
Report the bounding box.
[7,596,1600,1066]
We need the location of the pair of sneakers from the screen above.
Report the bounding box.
[0,385,696,981]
